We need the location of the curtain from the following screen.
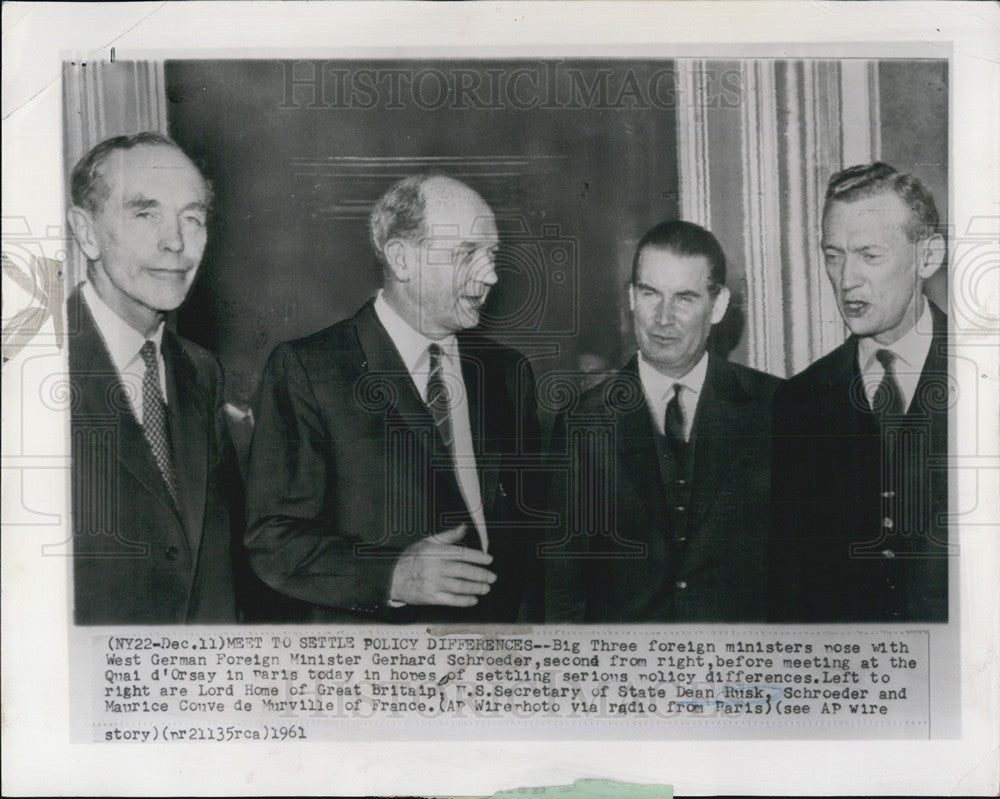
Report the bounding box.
[62,60,169,288]
[675,59,882,378]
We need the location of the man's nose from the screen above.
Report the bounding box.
[840,255,864,290]
[655,299,675,326]
[159,218,184,253]
[475,253,498,287]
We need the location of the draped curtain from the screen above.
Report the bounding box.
[62,61,169,287]
[675,59,882,378]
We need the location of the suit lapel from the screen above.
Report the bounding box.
[909,302,948,420]
[687,356,748,534]
[614,359,668,527]
[70,290,183,522]
[355,301,436,427]
[826,338,880,512]
[354,301,467,502]
[458,335,497,515]
[163,332,207,559]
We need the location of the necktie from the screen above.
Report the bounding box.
[664,383,686,444]
[872,348,904,421]
[140,341,178,504]
[426,343,454,455]
[427,343,479,549]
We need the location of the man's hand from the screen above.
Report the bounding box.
[389,524,496,607]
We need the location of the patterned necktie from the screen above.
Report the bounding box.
[872,348,904,421]
[664,383,686,444]
[426,343,454,454]
[139,341,178,504]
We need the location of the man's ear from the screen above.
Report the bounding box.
[627,284,636,312]
[66,206,102,262]
[917,233,947,280]
[382,238,413,283]
[710,285,731,324]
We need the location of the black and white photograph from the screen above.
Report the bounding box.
[3,2,998,796]
[61,56,951,627]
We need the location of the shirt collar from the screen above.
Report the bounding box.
[857,299,932,371]
[637,349,710,401]
[373,290,457,371]
[81,281,165,372]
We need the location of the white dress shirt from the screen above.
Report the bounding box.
[637,350,709,442]
[373,291,488,550]
[857,299,933,414]
[81,281,166,423]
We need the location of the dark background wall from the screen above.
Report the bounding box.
[166,60,681,408]
[165,58,947,408]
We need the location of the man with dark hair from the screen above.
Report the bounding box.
[769,162,949,623]
[546,220,781,622]
[66,132,240,624]
[246,174,541,622]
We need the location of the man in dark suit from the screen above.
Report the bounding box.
[245,174,541,623]
[769,162,949,623]
[545,221,781,622]
[66,133,240,624]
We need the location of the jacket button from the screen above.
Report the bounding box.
[676,580,687,589]
[882,517,894,529]
[881,490,896,499]
[165,546,179,560]
[882,549,896,559]
[676,506,686,513]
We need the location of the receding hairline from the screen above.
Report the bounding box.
[421,175,490,210]
[821,188,916,232]
[87,142,210,210]
[100,142,206,180]
[417,178,497,236]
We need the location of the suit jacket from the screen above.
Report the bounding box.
[768,302,949,622]
[545,354,782,622]
[68,287,239,624]
[244,299,542,623]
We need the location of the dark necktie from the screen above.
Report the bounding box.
[664,383,686,445]
[872,348,904,421]
[426,343,454,455]
[140,341,178,504]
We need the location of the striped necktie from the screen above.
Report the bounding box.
[139,341,178,504]
[426,343,454,455]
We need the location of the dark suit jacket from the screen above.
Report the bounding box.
[69,288,239,624]
[245,299,542,623]
[769,302,949,622]
[545,354,782,622]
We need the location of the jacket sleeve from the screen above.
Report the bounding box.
[767,381,808,622]
[542,411,588,622]
[512,353,546,623]
[244,343,400,614]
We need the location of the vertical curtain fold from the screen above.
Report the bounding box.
[676,60,713,228]
[675,59,881,377]
[62,61,169,288]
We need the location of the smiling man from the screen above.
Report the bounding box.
[545,220,781,622]
[769,162,949,623]
[246,174,541,622]
[66,133,240,624]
